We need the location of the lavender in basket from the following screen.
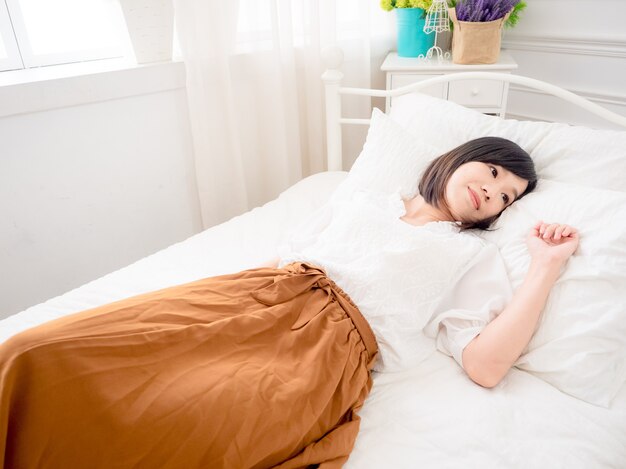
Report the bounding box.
[455,0,520,22]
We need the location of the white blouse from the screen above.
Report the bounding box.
[277,187,513,373]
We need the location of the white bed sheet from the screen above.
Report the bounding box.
[0,171,347,343]
[349,352,626,468]
[2,171,625,468]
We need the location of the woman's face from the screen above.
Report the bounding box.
[444,161,529,224]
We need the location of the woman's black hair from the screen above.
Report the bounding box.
[418,136,537,230]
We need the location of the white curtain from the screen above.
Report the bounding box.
[174,0,395,229]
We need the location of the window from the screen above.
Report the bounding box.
[0,2,21,71]
[1,0,129,72]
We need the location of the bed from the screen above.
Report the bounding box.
[2,47,626,468]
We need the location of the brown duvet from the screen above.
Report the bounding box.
[0,262,378,468]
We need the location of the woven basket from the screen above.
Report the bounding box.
[448,7,511,64]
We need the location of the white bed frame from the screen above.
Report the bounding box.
[321,46,626,172]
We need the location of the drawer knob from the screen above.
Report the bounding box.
[471,88,480,96]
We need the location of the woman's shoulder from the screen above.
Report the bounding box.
[416,217,487,244]
[439,227,489,259]
[456,229,489,245]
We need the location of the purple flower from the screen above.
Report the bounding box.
[456,0,519,22]
[472,0,486,22]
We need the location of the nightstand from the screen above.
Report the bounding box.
[381,51,518,116]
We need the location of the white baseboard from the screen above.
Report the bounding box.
[509,84,626,108]
[506,86,626,131]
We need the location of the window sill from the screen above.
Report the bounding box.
[0,57,187,118]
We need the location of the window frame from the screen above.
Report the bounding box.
[0,0,23,72]
[3,0,127,69]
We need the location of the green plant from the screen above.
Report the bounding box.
[380,0,433,12]
[505,1,527,28]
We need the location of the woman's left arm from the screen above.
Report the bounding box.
[462,222,580,388]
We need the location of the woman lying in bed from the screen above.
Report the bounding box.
[0,137,578,469]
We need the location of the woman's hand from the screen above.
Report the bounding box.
[526,221,579,265]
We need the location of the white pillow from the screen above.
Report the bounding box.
[340,107,626,407]
[481,179,626,408]
[388,92,626,193]
[331,107,442,203]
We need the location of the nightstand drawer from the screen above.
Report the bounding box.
[448,79,504,107]
[381,51,517,115]
[390,74,446,100]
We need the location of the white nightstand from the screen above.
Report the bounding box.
[381,51,518,116]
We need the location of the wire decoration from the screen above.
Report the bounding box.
[419,0,451,62]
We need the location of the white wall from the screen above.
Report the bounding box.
[0,63,201,318]
[346,1,626,167]
[502,0,626,129]
[1,1,623,319]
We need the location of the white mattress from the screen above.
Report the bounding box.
[2,171,625,468]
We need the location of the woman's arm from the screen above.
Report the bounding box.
[462,221,580,388]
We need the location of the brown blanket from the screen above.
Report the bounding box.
[0,262,378,468]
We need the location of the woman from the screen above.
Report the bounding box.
[0,138,578,469]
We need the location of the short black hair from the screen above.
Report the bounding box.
[418,136,537,230]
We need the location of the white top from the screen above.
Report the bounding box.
[277,188,513,373]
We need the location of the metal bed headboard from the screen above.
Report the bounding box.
[321,46,626,172]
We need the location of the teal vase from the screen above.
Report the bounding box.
[396,8,435,58]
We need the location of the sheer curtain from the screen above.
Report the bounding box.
[174,0,394,229]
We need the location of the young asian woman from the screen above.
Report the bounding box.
[0,137,578,469]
